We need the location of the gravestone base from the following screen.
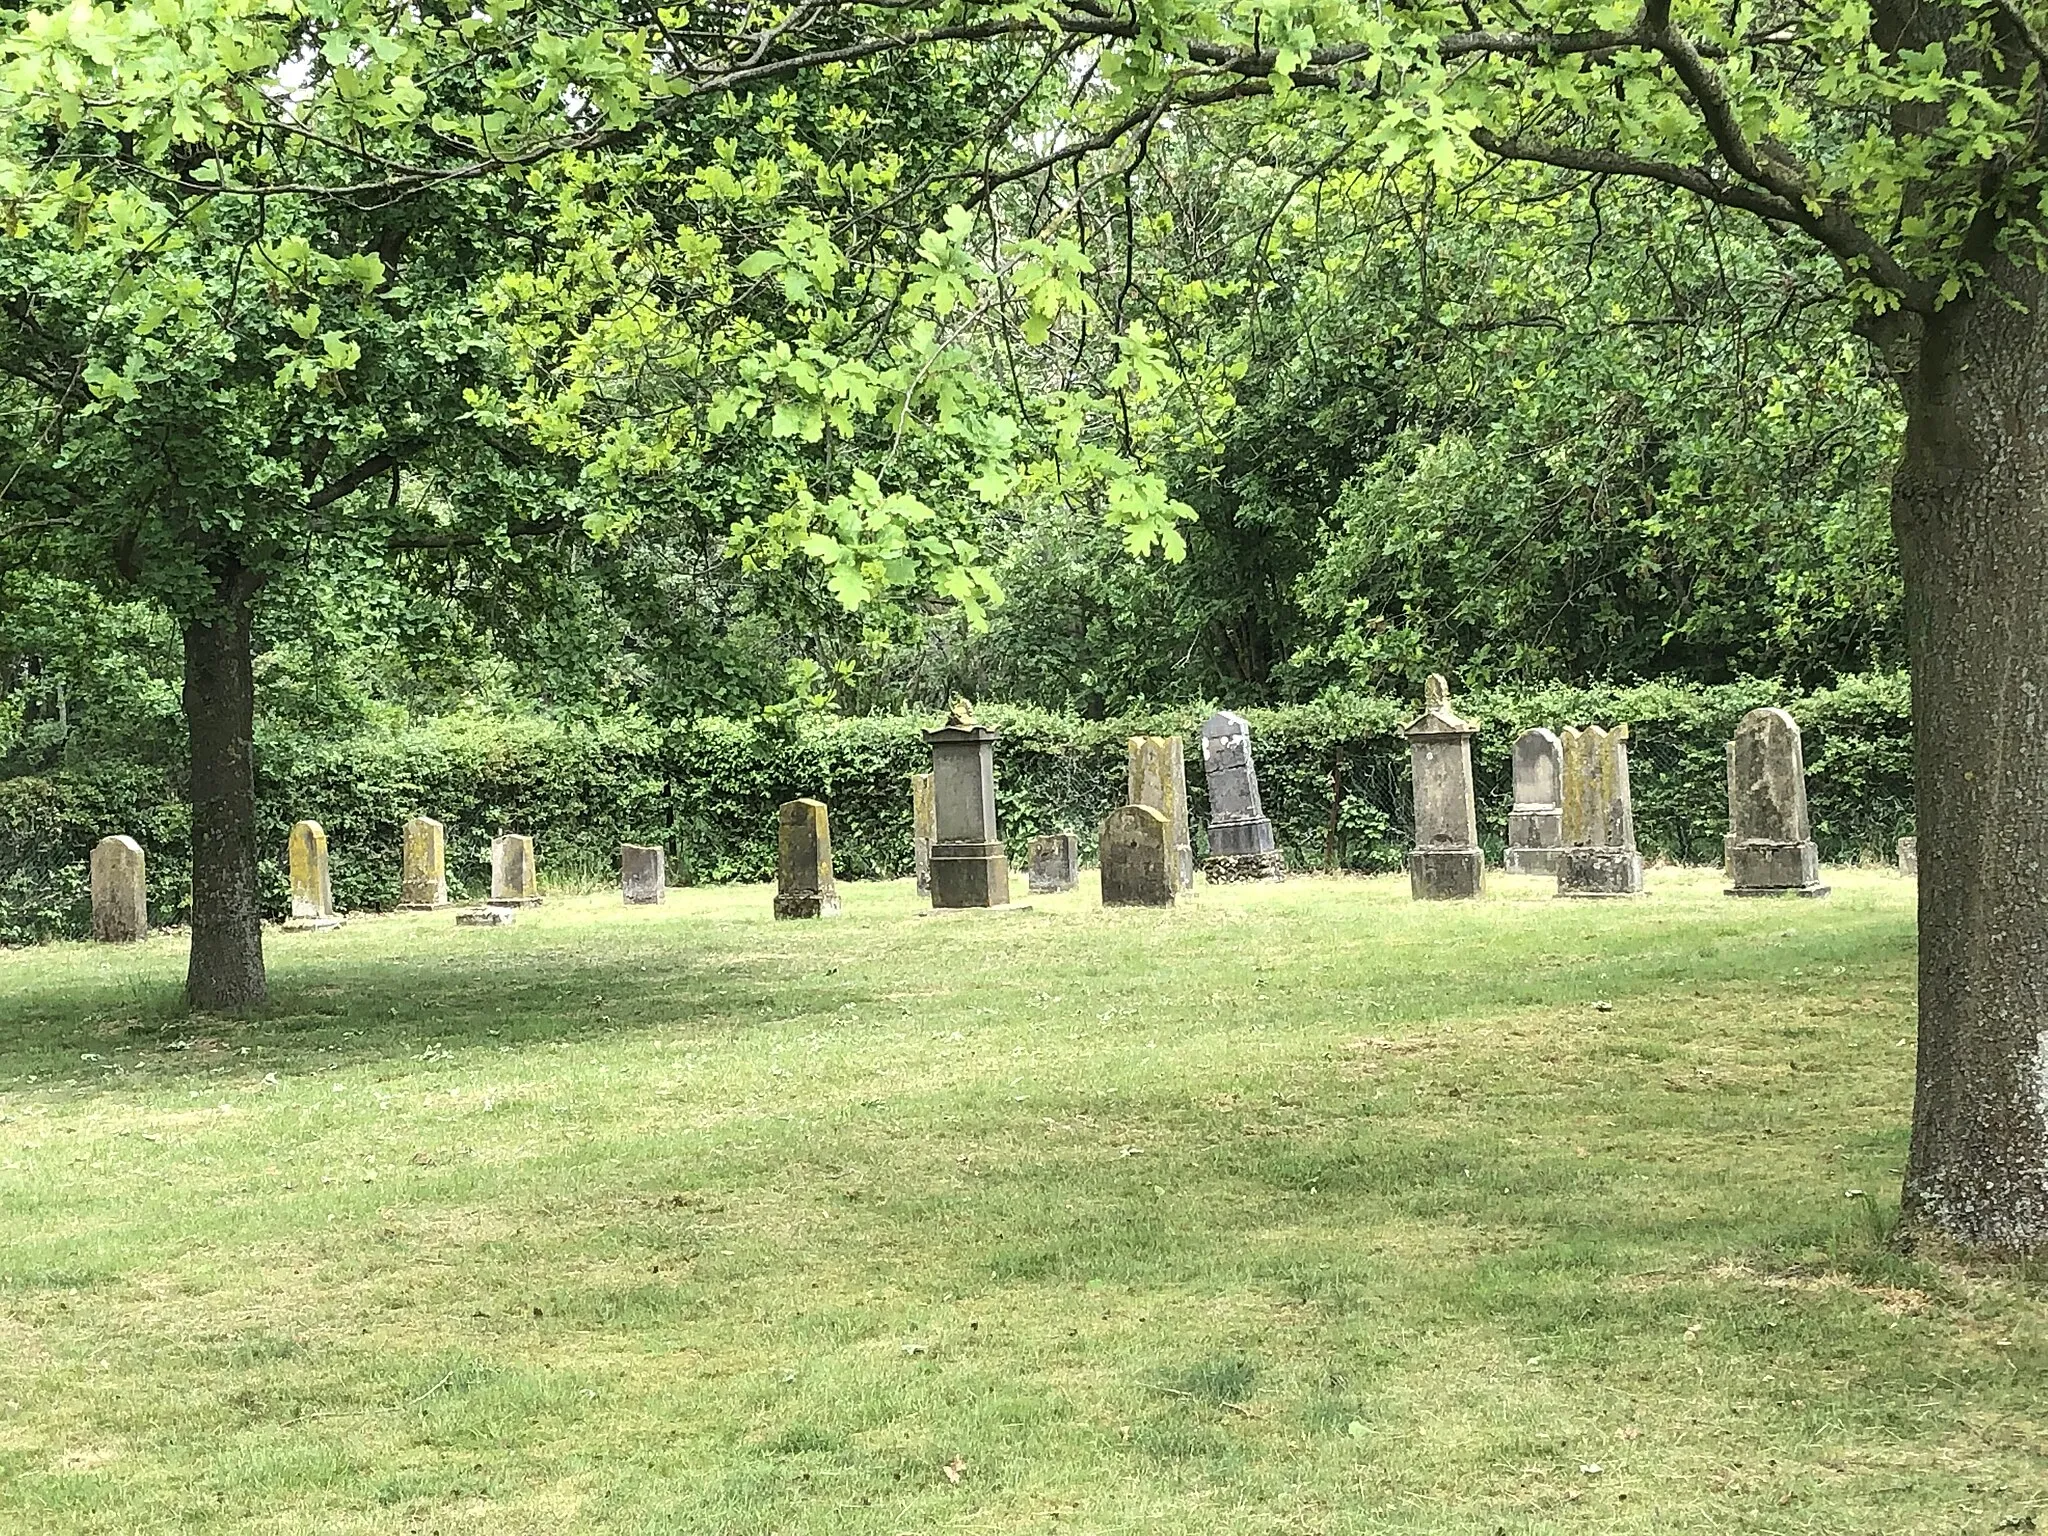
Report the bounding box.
[1556,849,1645,898]
[773,890,842,919]
[284,914,344,932]
[399,899,450,912]
[457,905,519,927]
[489,896,544,908]
[1726,839,1828,898]
[930,843,1010,909]
[1204,851,1287,883]
[1409,847,1484,900]
[1503,846,1562,876]
[1504,808,1563,875]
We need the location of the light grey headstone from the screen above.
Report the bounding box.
[621,843,666,904]
[400,816,448,908]
[1724,708,1827,898]
[491,834,543,905]
[1402,675,1484,900]
[1898,836,1917,879]
[90,835,147,943]
[1504,728,1564,876]
[923,702,1009,908]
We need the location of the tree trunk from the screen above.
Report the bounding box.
[182,580,267,1011]
[1895,267,2048,1254]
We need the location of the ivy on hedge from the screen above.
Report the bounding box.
[0,673,1912,944]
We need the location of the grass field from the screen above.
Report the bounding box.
[2,866,2042,1534]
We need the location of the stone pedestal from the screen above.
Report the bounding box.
[1556,725,1644,898]
[1101,805,1178,907]
[1027,832,1080,893]
[1898,836,1918,880]
[1199,711,1285,882]
[400,815,448,908]
[1504,728,1564,875]
[775,799,841,918]
[491,834,543,906]
[621,843,666,904]
[911,772,935,894]
[1128,736,1195,890]
[1403,675,1484,900]
[925,703,1010,909]
[285,820,343,931]
[1555,847,1645,896]
[90,835,147,943]
[1724,707,1828,898]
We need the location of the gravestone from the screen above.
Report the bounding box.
[1898,836,1918,880]
[621,843,666,904]
[911,772,936,894]
[1504,728,1564,875]
[90,835,147,943]
[1724,708,1829,898]
[1199,711,1284,882]
[924,700,1010,908]
[1556,725,1644,897]
[400,815,448,908]
[1100,804,1177,907]
[457,905,518,927]
[1403,675,1484,900]
[775,798,842,918]
[1027,832,1080,893]
[491,833,543,906]
[1127,736,1195,890]
[285,820,342,931]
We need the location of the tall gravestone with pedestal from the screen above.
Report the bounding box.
[621,843,667,904]
[1127,736,1195,891]
[925,701,1010,908]
[400,816,448,908]
[1504,728,1564,875]
[491,834,543,906]
[1403,675,1485,900]
[911,772,935,894]
[775,799,841,918]
[1199,711,1285,882]
[1556,726,1644,897]
[1724,707,1829,898]
[1028,832,1080,893]
[1100,804,1178,907]
[91,835,147,943]
[286,820,342,930]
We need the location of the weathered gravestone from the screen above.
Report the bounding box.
[911,772,935,894]
[400,815,448,908]
[924,700,1010,908]
[491,833,543,906]
[1199,711,1284,882]
[90,835,147,943]
[1100,804,1178,907]
[1027,832,1080,893]
[1556,725,1644,897]
[1403,675,1485,900]
[1724,708,1829,898]
[621,843,667,904]
[775,799,842,918]
[456,905,518,928]
[286,820,342,930]
[1127,736,1195,890]
[1504,728,1565,876]
[1898,836,1918,880]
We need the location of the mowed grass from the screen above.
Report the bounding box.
[1,867,2042,1534]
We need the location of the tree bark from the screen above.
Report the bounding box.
[182,576,267,1011]
[1895,264,2048,1253]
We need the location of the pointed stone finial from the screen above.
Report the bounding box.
[1425,674,1449,711]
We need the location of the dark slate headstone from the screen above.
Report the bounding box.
[1199,711,1284,882]
[1027,832,1080,893]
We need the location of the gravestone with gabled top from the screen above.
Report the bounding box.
[1403,675,1485,900]
[924,700,1010,908]
[1725,707,1828,898]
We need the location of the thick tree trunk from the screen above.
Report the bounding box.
[182,581,266,1011]
[1895,267,2048,1253]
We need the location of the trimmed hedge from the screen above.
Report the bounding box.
[0,673,1913,943]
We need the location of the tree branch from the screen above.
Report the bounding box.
[305,443,425,511]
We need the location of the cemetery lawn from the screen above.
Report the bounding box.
[3,870,2044,1536]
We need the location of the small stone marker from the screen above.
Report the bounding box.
[621,843,666,904]
[400,815,447,909]
[491,833,542,906]
[285,820,342,930]
[1199,711,1284,882]
[1127,736,1195,890]
[1403,675,1484,900]
[1555,725,1644,897]
[1724,707,1828,898]
[775,798,841,918]
[456,905,518,928]
[1027,832,1080,893]
[1898,836,1918,880]
[924,699,1010,908]
[1100,804,1177,907]
[90,835,147,943]
[911,772,935,894]
[1504,728,1564,875]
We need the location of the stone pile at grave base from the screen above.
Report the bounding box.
[1403,675,1484,900]
[400,816,448,908]
[1504,728,1564,875]
[910,772,935,894]
[775,798,842,919]
[1100,804,1178,907]
[1556,725,1644,897]
[621,843,666,904]
[491,834,543,906]
[925,700,1010,908]
[285,820,343,931]
[1200,711,1284,882]
[1724,708,1828,898]
[91,835,147,943]
[1127,736,1195,890]
[1027,832,1080,893]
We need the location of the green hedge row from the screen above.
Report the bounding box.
[0,673,1913,943]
